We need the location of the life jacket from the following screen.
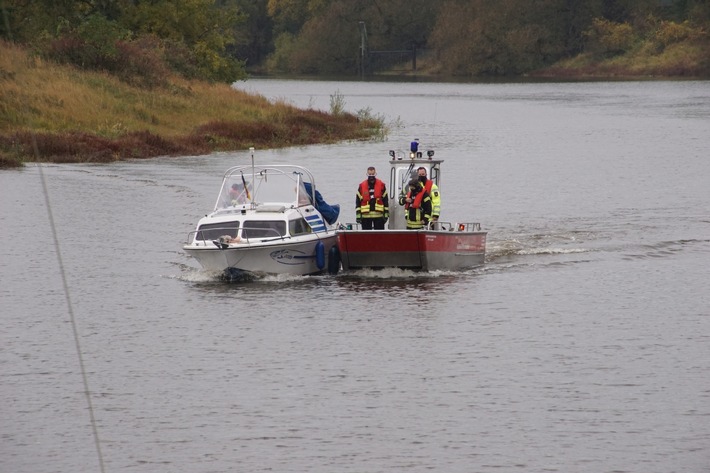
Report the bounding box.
[422,179,433,195]
[405,195,432,229]
[405,184,426,210]
[359,179,386,215]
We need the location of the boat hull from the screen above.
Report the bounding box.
[184,234,339,276]
[336,229,486,271]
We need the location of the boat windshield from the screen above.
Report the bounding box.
[195,221,239,241]
[216,169,312,210]
[242,220,287,239]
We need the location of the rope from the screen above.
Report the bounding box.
[5,8,106,469]
[36,147,107,473]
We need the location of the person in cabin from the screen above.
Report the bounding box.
[228,182,248,205]
[399,179,432,230]
[356,166,389,230]
[417,166,440,222]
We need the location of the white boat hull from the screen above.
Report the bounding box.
[184,234,338,276]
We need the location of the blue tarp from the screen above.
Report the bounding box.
[303,182,340,225]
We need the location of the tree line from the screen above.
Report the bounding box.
[1,0,708,84]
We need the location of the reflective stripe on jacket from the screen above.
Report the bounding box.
[404,189,432,229]
[423,180,441,217]
[357,179,388,218]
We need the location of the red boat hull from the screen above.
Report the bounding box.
[336,229,486,271]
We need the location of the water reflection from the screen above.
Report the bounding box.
[333,270,458,298]
[178,264,470,313]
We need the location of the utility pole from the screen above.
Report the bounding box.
[359,21,368,78]
[412,42,417,71]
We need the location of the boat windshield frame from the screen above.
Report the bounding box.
[214,165,317,211]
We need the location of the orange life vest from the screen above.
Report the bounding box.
[405,185,426,210]
[359,180,386,214]
[423,179,434,194]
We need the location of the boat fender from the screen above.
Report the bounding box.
[327,245,340,275]
[315,241,325,270]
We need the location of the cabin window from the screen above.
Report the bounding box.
[242,220,286,239]
[196,221,240,241]
[289,218,311,236]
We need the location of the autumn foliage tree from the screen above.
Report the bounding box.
[2,0,709,78]
[265,0,442,74]
[1,0,249,83]
[427,0,708,76]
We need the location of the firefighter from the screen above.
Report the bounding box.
[417,166,440,222]
[356,166,389,230]
[399,179,432,229]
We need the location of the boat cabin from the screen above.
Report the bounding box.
[387,147,442,230]
[189,164,336,246]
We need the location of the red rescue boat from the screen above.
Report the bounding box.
[336,143,487,272]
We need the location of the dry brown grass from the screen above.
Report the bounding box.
[530,31,710,80]
[0,40,383,167]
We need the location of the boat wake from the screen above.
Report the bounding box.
[621,238,710,260]
[175,266,235,283]
[482,227,710,276]
[175,264,331,284]
[174,231,709,284]
[481,227,600,274]
[486,237,594,260]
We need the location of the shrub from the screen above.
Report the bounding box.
[45,14,127,70]
[114,37,171,88]
[655,20,700,47]
[163,40,201,80]
[329,90,346,116]
[584,18,636,56]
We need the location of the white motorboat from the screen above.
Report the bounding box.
[183,156,341,280]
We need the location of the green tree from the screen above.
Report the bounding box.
[278,0,360,74]
[268,0,311,36]
[266,0,441,74]
[430,0,572,76]
[4,0,709,78]
[1,0,248,83]
[230,0,273,66]
[362,0,440,51]
[120,0,247,81]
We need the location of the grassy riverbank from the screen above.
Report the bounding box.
[531,36,709,79]
[0,41,385,168]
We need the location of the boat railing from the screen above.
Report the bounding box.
[425,221,481,232]
[447,222,482,232]
[339,222,361,230]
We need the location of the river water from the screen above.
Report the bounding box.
[1,79,709,473]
